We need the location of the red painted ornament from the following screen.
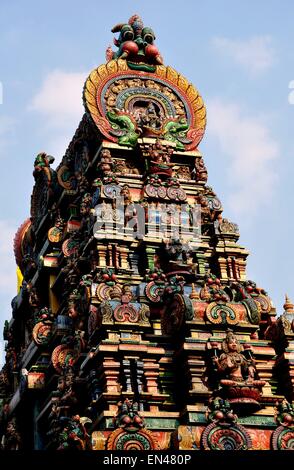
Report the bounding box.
[145,44,159,58]
[123,416,131,424]
[122,41,139,55]
[283,414,293,424]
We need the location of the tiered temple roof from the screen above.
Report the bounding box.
[0,15,293,450]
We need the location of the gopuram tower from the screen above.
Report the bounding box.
[0,15,293,451]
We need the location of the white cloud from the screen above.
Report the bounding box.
[29,70,87,163]
[212,36,275,75]
[207,98,279,218]
[30,70,86,125]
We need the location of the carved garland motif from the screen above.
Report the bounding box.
[51,337,85,373]
[107,427,160,450]
[95,283,123,302]
[145,281,165,303]
[205,302,239,325]
[113,304,139,322]
[32,322,53,346]
[144,183,187,201]
[271,426,294,450]
[99,300,150,326]
[51,345,77,373]
[201,422,252,450]
[57,165,77,190]
[62,238,79,257]
[13,219,32,268]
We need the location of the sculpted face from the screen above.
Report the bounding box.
[65,371,74,388]
[7,421,16,435]
[57,376,65,392]
[227,335,238,352]
[108,15,163,68]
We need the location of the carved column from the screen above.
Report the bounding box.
[97,244,107,267]
[102,357,121,395]
[119,246,130,270]
[143,359,160,394]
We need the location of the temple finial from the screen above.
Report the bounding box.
[190,283,199,300]
[284,294,294,313]
[107,14,163,66]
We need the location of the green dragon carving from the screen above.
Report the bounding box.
[163,118,190,150]
[106,110,140,147]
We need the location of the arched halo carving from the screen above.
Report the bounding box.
[201,422,252,450]
[205,302,239,325]
[83,60,206,150]
[107,427,160,450]
[271,426,294,450]
[32,322,53,346]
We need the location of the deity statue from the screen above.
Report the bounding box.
[97,149,113,176]
[1,419,22,450]
[121,285,134,304]
[57,415,92,450]
[192,157,208,183]
[114,398,144,430]
[135,101,164,132]
[212,330,264,388]
[121,184,132,205]
[163,238,193,268]
[148,139,174,177]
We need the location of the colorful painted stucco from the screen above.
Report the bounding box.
[0,15,293,451]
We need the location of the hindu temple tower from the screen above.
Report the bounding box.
[0,15,293,451]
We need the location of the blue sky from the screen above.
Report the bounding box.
[0,0,294,362]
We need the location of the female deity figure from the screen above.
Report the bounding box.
[212,330,265,388]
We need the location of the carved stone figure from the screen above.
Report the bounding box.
[1,419,22,450]
[210,330,266,412]
[193,157,208,183]
[97,149,113,176]
[213,330,261,386]
[148,140,174,178]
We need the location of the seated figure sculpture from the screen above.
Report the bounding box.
[211,330,266,412]
[148,140,174,178]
